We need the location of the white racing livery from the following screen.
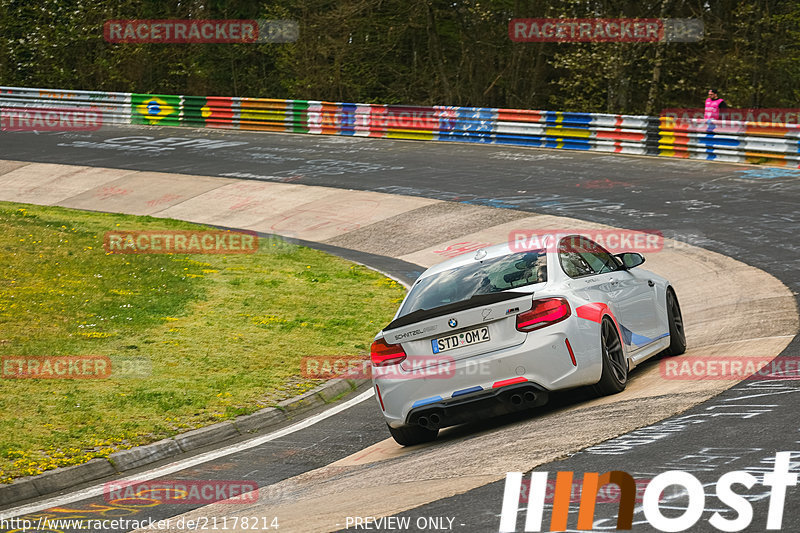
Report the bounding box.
[370,235,686,446]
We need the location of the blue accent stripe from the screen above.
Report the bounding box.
[452,386,483,397]
[622,324,671,347]
[431,339,440,354]
[412,396,443,408]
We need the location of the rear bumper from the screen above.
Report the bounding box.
[374,317,603,428]
[406,382,548,430]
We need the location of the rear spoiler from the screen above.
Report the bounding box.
[385,291,531,331]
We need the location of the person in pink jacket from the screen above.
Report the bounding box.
[704,89,728,120]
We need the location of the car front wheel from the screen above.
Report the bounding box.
[593,317,628,396]
[663,288,687,356]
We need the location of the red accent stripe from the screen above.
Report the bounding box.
[576,302,608,323]
[575,303,623,343]
[492,376,528,388]
[375,384,385,411]
[565,338,577,366]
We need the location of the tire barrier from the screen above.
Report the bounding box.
[2,86,798,167]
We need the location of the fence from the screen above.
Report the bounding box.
[2,86,798,167]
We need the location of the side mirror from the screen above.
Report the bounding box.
[616,252,645,269]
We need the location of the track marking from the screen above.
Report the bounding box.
[0,389,374,520]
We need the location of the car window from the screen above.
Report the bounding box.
[398,250,547,317]
[558,236,619,278]
[581,248,618,274]
[559,248,594,277]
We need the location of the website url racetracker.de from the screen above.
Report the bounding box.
[1,515,280,531]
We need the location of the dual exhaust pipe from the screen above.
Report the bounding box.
[509,390,540,407]
[414,389,545,430]
[417,412,442,430]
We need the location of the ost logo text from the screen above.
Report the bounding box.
[500,452,797,531]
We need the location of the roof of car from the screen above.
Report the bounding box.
[417,241,545,281]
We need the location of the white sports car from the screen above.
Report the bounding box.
[370,235,685,445]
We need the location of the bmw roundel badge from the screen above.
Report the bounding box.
[448,318,458,328]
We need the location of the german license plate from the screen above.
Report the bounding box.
[431,326,490,354]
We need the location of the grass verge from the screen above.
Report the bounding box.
[0,201,406,482]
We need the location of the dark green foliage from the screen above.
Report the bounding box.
[0,0,797,112]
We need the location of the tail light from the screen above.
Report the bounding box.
[516,298,571,332]
[370,338,407,367]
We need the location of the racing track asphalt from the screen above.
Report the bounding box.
[0,125,798,532]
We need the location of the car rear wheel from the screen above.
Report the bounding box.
[387,423,438,446]
[593,317,628,396]
[663,288,687,356]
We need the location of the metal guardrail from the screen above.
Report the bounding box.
[2,86,797,167]
[658,116,800,166]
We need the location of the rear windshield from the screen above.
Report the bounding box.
[398,250,546,317]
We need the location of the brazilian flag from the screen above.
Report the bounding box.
[131,94,181,125]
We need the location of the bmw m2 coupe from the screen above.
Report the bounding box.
[370,235,685,445]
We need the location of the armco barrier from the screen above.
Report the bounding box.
[658,116,800,166]
[2,86,798,167]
